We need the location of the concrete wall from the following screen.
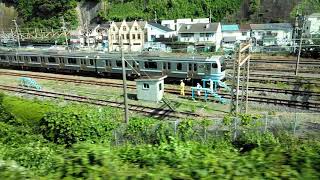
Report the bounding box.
[306,16,320,35]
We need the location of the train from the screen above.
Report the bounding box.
[0,48,226,81]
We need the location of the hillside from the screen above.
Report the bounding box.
[0,0,319,29]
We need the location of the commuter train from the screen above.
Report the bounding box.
[0,49,226,80]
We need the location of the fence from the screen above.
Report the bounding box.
[110,113,320,145]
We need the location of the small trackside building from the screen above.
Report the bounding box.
[305,13,320,36]
[135,76,167,102]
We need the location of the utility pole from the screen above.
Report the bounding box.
[295,15,305,76]
[86,19,90,50]
[120,36,129,124]
[12,19,20,49]
[61,17,69,50]
[209,9,212,23]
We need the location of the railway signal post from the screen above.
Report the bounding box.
[230,42,251,115]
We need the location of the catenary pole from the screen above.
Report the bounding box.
[295,16,305,76]
[12,19,20,49]
[121,36,129,124]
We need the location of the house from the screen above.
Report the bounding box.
[239,24,251,42]
[305,13,320,35]
[178,22,222,51]
[222,24,241,40]
[70,30,85,47]
[250,23,293,47]
[108,20,146,52]
[161,18,210,32]
[145,22,175,42]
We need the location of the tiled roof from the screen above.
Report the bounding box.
[250,23,293,30]
[178,23,219,33]
[148,22,174,32]
[239,24,251,31]
[222,24,239,32]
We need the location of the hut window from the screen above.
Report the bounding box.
[177,63,182,70]
[143,83,150,89]
[159,83,162,91]
[212,63,217,68]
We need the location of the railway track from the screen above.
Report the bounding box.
[0,84,209,120]
[250,59,320,66]
[1,71,320,97]
[0,71,320,111]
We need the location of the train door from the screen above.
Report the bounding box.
[59,57,65,68]
[80,59,87,70]
[162,62,171,75]
[188,63,198,78]
[131,60,140,76]
[40,56,46,67]
[105,59,112,72]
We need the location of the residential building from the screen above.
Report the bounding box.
[145,22,175,42]
[178,22,222,51]
[305,13,320,35]
[161,18,210,31]
[222,24,241,39]
[108,20,146,52]
[239,24,251,42]
[250,23,293,47]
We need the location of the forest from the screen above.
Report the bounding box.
[0,93,320,179]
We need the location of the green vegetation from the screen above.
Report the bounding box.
[0,92,320,179]
[100,0,242,22]
[291,0,320,17]
[2,0,80,29]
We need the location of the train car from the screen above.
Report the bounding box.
[0,49,226,81]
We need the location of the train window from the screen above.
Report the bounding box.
[176,63,182,71]
[168,62,171,70]
[68,58,77,64]
[144,61,157,69]
[48,57,56,63]
[24,56,30,62]
[0,55,6,60]
[41,57,45,63]
[31,57,38,62]
[59,58,65,64]
[13,56,17,61]
[143,83,150,89]
[189,63,192,71]
[163,62,166,69]
[212,63,217,68]
[89,59,94,66]
[194,64,197,71]
[116,60,128,67]
[116,60,122,67]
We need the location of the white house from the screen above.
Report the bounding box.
[161,18,210,32]
[239,24,251,42]
[145,22,175,42]
[221,24,241,47]
[178,22,222,51]
[250,23,293,47]
[305,13,320,35]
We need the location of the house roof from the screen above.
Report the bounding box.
[148,22,174,32]
[239,24,251,31]
[178,23,219,33]
[309,13,320,18]
[222,24,239,32]
[250,23,293,30]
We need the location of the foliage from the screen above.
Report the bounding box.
[101,0,242,22]
[0,93,320,179]
[39,105,121,146]
[3,0,79,29]
[291,0,320,17]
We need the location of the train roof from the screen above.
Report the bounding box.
[0,48,223,62]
